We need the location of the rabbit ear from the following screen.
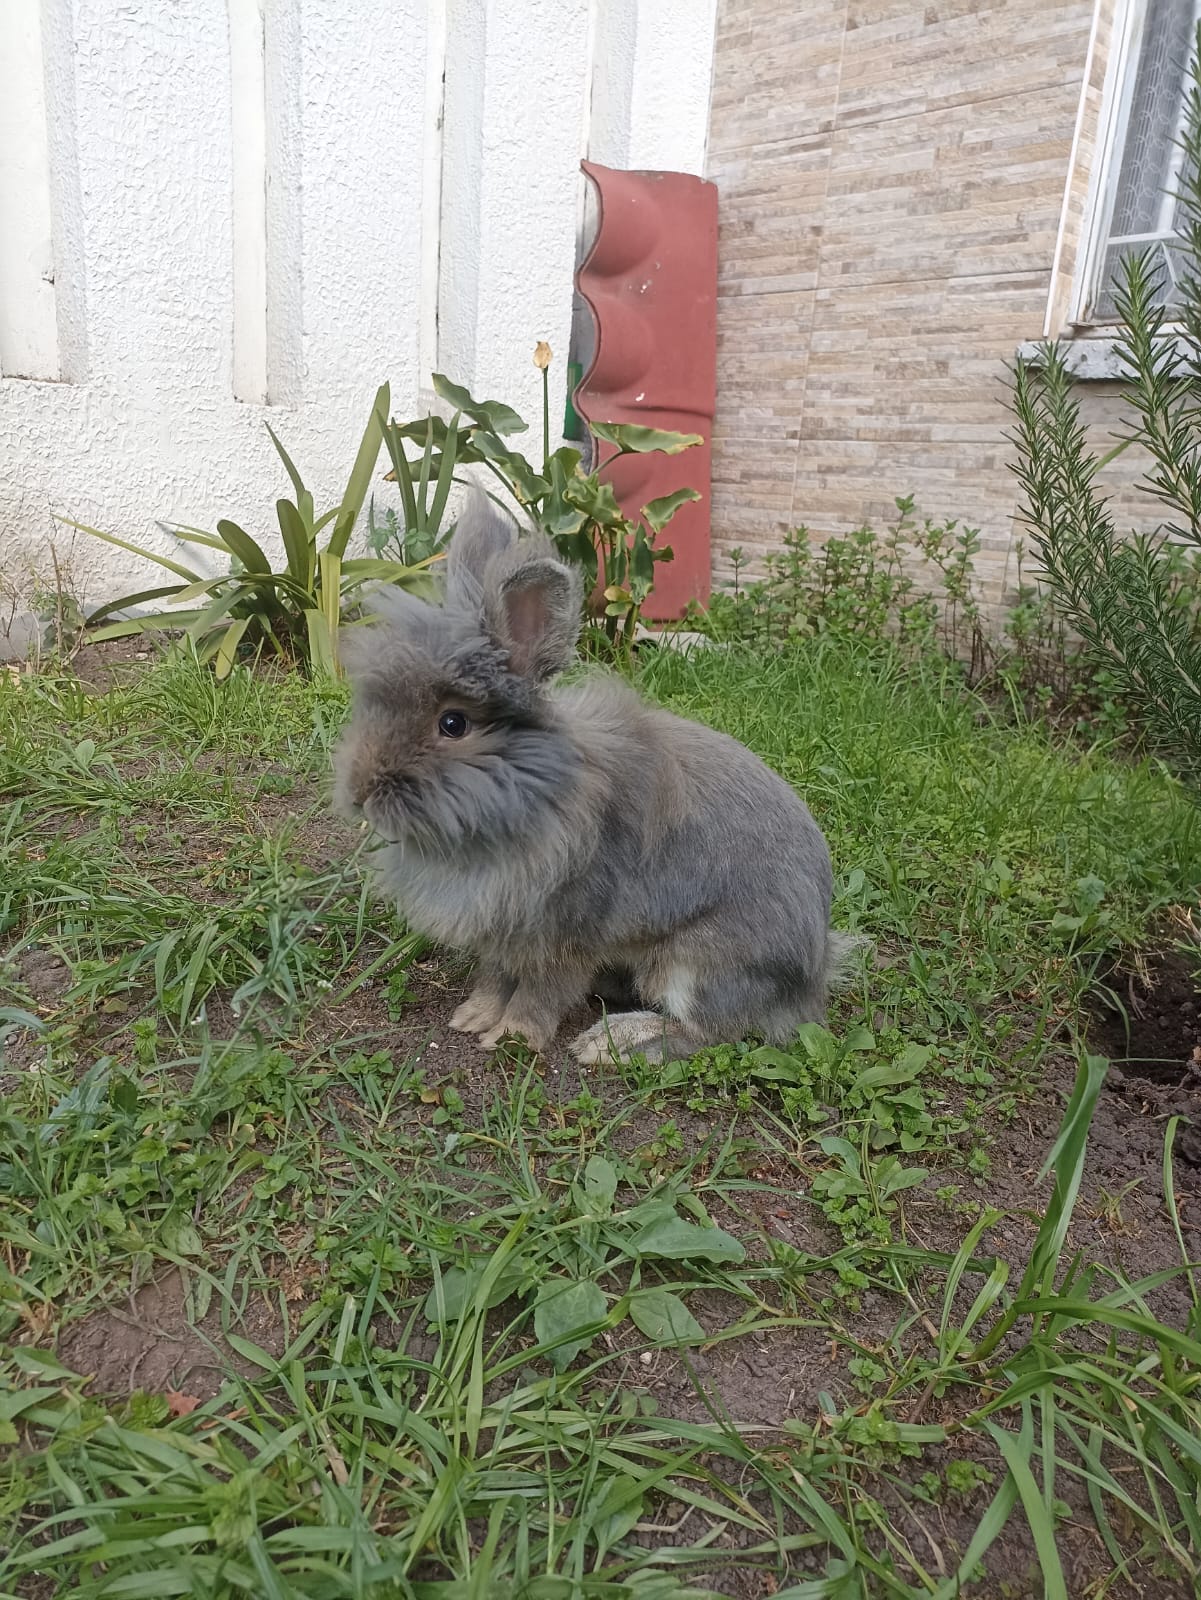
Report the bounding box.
[446,488,518,608]
[485,548,582,680]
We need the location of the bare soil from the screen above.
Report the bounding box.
[57,1268,286,1402]
[1086,945,1201,1170]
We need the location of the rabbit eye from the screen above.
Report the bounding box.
[437,710,470,739]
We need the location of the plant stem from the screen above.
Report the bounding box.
[542,366,551,475]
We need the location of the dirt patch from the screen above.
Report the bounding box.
[1086,946,1201,1169]
[62,636,167,692]
[5,948,72,1008]
[1088,946,1201,1076]
[56,1267,285,1401]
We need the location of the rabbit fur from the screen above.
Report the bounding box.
[333,491,849,1063]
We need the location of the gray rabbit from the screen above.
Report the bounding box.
[333,492,853,1063]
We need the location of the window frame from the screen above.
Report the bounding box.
[1071,0,1201,330]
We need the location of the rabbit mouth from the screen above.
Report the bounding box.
[360,774,425,838]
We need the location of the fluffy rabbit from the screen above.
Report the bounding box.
[333,492,852,1063]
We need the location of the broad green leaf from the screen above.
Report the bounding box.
[854,1056,928,1093]
[329,382,389,558]
[160,1215,202,1258]
[559,525,599,588]
[264,420,307,501]
[642,487,701,535]
[432,373,528,435]
[629,1207,745,1264]
[584,1473,645,1555]
[533,1276,607,1370]
[389,414,468,448]
[745,1048,805,1083]
[423,1257,529,1324]
[85,584,190,627]
[87,612,210,641]
[793,1023,841,1064]
[276,499,313,590]
[843,1025,876,1052]
[544,501,588,539]
[628,1287,704,1345]
[215,519,272,574]
[0,1387,61,1424]
[304,609,337,680]
[565,474,623,524]
[379,412,419,533]
[589,420,703,456]
[473,430,550,504]
[41,1059,110,1141]
[339,556,441,586]
[583,1154,617,1212]
[629,528,656,588]
[214,615,252,679]
[388,415,485,466]
[59,517,202,583]
[876,1159,929,1197]
[543,447,589,536]
[819,1134,860,1170]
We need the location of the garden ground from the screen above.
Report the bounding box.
[2,634,1200,1599]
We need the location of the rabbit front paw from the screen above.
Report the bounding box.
[476,1014,553,1052]
[450,989,508,1035]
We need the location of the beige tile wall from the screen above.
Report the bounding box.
[707,0,1152,613]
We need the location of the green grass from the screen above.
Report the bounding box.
[2,636,1200,1597]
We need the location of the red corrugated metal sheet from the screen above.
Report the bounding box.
[574,160,717,620]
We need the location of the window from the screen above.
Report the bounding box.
[1080,0,1201,324]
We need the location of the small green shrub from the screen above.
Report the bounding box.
[692,496,1154,737]
[699,496,993,671]
[1010,21,1201,779]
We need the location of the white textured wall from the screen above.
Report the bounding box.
[588,0,716,174]
[0,0,717,630]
